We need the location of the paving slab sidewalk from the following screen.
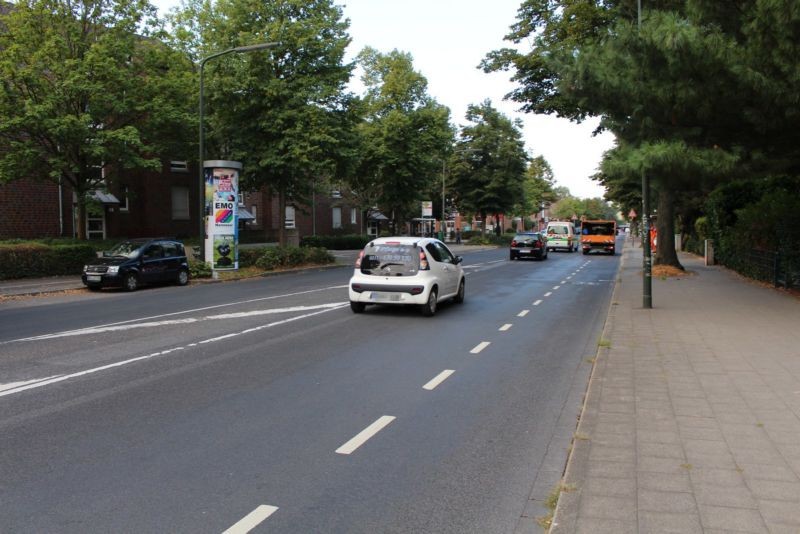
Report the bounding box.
[550,242,800,534]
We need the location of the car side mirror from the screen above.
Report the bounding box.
[454,256,463,265]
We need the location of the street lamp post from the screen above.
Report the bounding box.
[198,42,278,261]
[638,0,652,308]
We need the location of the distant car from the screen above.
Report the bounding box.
[348,236,465,317]
[545,221,577,252]
[509,232,549,261]
[82,238,189,291]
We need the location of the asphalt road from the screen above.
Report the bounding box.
[0,245,620,533]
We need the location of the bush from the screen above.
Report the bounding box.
[0,243,97,280]
[188,257,212,279]
[300,234,370,250]
[253,245,334,271]
[237,248,264,268]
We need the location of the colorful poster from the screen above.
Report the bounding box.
[203,161,241,270]
[213,235,238,270]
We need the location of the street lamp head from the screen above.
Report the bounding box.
[233,42,279,53]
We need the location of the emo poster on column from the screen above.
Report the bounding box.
[203,162,240,270]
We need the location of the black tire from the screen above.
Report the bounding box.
[509,252,516,260]
[350,301,366,313]
[176,268,189,286]
[454,279,465,304]
[421,287,438,317]
[87,285,101,292]
[583,250,589,255]
[609,248,616,255]
[123,272,139,292]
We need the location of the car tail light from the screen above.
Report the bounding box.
[511,240,517,247]
[410,286,424,295]
[355,250,364,268]
[419,249,429,270]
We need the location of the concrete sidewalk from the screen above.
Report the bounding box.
[549,242,800,533]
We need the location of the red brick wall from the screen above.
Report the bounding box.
[0,179,73,239]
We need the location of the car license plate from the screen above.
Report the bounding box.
[519,248,531,253]
[369,292,401,301]
[87,275,102,282]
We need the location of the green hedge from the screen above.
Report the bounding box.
[300,234,370,250]
[0,243,97,280]
[255,246,335,271]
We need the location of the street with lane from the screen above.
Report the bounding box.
[0,244,620,533]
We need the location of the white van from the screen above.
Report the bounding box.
[545,221,577,252]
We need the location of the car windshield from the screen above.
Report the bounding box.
[106,241,145,258]
[360,244,419,276]
[548,226,569,235]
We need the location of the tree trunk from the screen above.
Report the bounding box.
[654,186,683,269]
[76,196,87,240]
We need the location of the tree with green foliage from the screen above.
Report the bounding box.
[513,155,555,225]
[483,1,748,268]
[170,0,358,244]
[0,0,195,239]
[350,47,453,232]
[450,100,528,234]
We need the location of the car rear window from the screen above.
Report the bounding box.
[360,244,419,276]
[514,233,540,244]
[547,225,570,235]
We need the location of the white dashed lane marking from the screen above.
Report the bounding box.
[499,324,513,331]
[223,505,279,534]
[517,310,529,317]
[533,300,543,306]
[470,341,491,354]
[544,292,552,297]
[336,416,396,455]
[423,370,455,390]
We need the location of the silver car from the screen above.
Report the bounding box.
[348,236,465,316]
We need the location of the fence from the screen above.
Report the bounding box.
[720,248,799,289]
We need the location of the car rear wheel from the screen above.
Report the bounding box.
[350,301,366,313]
[509,252,516,260]
[123,272,139,292]
[87,285,101,291]
[421,287,438,317]
[454,279,465,303]
[176,268,189,286]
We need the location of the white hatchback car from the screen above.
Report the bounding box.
[348,236,465,316]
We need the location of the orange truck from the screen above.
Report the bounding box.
[580,220,617,255]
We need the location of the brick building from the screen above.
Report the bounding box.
[0,161,362,242]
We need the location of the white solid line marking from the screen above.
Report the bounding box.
[499,324,513,331]
[5,285,349,344]
[336,416,396,455]
[533,300,543,306]
[423,370,455,390]
[544,292,552,297]
[222,505,279,534]
[552,285,561,290]
[0,305,347,399]
[517,310,529,317]
[470,341,491,354]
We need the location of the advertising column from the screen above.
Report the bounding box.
[203,160,242,270]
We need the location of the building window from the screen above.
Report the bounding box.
[170,161,189,173]
[238,193,245,206]
[350,207,357,225]
[332,206,342,229]
[285,206,295,229]
[331,189,342,198]
[119,185,129,212]
[171,186,190,220]
[251,205,258,225]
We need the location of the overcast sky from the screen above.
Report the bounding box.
[155,0,617,199]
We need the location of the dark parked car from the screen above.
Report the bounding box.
[509,232,549,261]
[82,238,190,291]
